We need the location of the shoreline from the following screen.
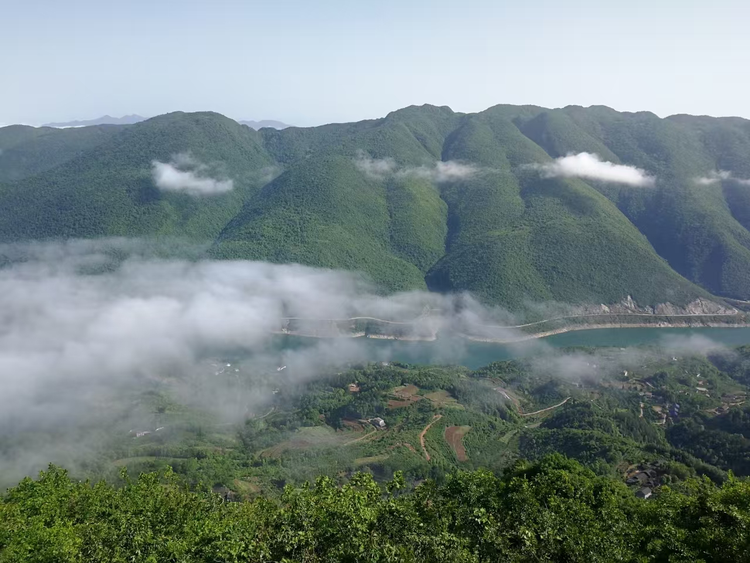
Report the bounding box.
[274,318,750,344]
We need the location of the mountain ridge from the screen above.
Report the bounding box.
[2,104,750,310]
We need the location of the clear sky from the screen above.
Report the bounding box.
[2,0,749,126]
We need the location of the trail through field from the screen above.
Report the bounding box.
[519,397,571,417]
[420,414,442,461]
[344,428,378,446]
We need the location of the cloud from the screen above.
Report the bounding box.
[0,239,734,484]
[353,153,397,178]
[695,170,750,186]
[354,152,479,183]
[152,153,234,196]
[528,152,656,187]
[0,239,526,483]
[401,160,479,183]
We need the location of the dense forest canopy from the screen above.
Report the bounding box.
[3,105,750,309]
[2,455,748,562]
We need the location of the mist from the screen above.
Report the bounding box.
[0,238,736,485]
[695,170,750,186]
[0,239,525,483]
[152,153,234,195]
[353,153,480,183]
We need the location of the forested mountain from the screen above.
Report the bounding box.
[0,124,126,183]
[3,104,750,308]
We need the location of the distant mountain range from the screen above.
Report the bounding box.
[238,119,290,130]
[42,115,290,130]
[3,105,750,310]
[43,115,147,127]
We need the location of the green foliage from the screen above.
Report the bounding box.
[0,124,125,183]
[5,104,750,306]
[3,456,750,562]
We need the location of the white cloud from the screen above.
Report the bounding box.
[152,153,234,196]
[0,239,527,482]
[695,170,750,186]
[401,160,479,183]
[353,152,397,178]
[354,152,479,183]
[529,152,656,187]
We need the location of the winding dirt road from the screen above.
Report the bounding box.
[420,414,442,461]
[518,397,571,417]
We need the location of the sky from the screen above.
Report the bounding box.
[1,0,749,126]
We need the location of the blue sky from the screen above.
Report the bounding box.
[2,0,749,125]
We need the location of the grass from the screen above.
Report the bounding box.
[424,390,462,408]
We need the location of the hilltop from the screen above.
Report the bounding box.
[3,104,750,310]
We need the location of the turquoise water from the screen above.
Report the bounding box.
[275,328,750,370]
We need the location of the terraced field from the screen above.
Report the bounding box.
[444,426,471,461]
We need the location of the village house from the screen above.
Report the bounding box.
[636,487,652,499]
[370,417,386,429]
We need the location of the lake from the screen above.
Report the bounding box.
[275,327,750,370]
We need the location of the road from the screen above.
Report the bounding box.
[420,414,443,461]
[519,397,571,417]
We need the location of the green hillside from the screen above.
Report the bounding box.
[515,106,750,299]
[3,104,750,307]
[0,124,125,182]
[0,113,274,241]
[5,349,750,561]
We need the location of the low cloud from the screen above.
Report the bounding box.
[354,152,479,183]
[354,153,397,178]
[402,160,479,183]
[0,239,523,483]
[695,170,750,186]
[0,239,735,484]
[152,153,234,196]
[528,152,656,187]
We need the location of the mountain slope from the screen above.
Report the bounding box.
[425,109,702,307]
[508,106,750,299]
[0,124,126,182]
[0,112,274,241]
[2,105,750,308]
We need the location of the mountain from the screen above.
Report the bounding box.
[0,112,273,241]
[0,124,127,182]
[238,119,290,130]
[2,104,750,309]
[43,114,147,127]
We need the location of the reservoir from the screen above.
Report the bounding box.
[275,327,750,370]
